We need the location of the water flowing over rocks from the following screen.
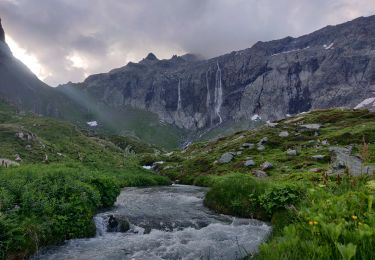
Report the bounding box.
[34,185,271,260]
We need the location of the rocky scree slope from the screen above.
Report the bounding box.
[61,16,375,131]
[150,108,375,184]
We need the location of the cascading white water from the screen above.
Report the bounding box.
[177,79,182,111]
[33,185,271,260]
[214,61,223,124]
[206,71,211,110]
[205,71,212,126]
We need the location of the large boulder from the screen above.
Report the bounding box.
[329,146,375,176]
[107,214,130,233]
[218,152,234,164]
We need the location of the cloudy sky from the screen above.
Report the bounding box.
[1,0,375,86]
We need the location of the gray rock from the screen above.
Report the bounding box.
[107,214,130,233]
[15,154,22,162]
[218,152,234,164]
[236,151,243,156]
[244,160,256,167]
[261,162,273,171]
[258,137,268,145]
[257,145,265,151]
[312,155,326,161]
[252,170,268,178]
[321,139,329,146]
[329,146,375,176]
[286,149,297,156]
[309,168,322,173]
[15,132,35,141]
[266,121,278,127]
[241,143,254,149]
[298,124,321,132]
[0,158,20,167]
[279,131,289,137]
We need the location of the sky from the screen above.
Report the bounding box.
[1,0,375,86]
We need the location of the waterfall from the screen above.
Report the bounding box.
[177,79,182,111]
[214,61,223,124]
[206,72,211,110]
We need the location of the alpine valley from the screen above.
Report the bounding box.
[0,12,375,260]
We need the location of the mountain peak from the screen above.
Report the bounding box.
[0,18,5,43]
[145,52,158,61]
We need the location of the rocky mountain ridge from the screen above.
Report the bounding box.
[60,15,375,131]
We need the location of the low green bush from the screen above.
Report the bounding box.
[0,163,170,258]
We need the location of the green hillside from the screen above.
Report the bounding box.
[151,108,375,259]
[0,101,170,259]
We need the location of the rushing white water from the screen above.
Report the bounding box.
[177,79,182,111]
[206,71,213,126]
[214,61,223,124]
[33,185,270,260]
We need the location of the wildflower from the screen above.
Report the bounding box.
[313,221,318,225]
[309,220,314,225]
[352,215,358,220]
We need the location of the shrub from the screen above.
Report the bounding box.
[259,183,304,216]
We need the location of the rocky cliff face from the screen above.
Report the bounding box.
[0,18,5,43]
[61,15,375,131]
[0,18,83,117]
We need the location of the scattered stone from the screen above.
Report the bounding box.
[107,214,130,233]
[312,155,326,161]
[0,158,20,168]
[309,168,322,173]
[261,162,273,171]
[44,154,49,163]
[284,116,304,124]
[57,152,64,157]
[257,145,265,151]
[286,149,297,156]
[279,131,289,137]
[218,152,234,164]
[258,137,268,145]
[25,145,32,150]
[241,143,254,149]
[236,151,243,156]
[298,124,321,132]
[15,154,22,162]
[15,131,34,141]
[252,170,268,178]
[321,139,329,146]
[266,121,278,127]
[244,160,256,167]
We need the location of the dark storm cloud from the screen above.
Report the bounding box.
[0,0,374,86]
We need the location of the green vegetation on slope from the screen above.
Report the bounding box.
[0,101,170,259]
[152,108,375,259]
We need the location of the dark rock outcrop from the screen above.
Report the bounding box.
[59,15,375,131]
[0,18,5,43]
[107,214,130,233]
